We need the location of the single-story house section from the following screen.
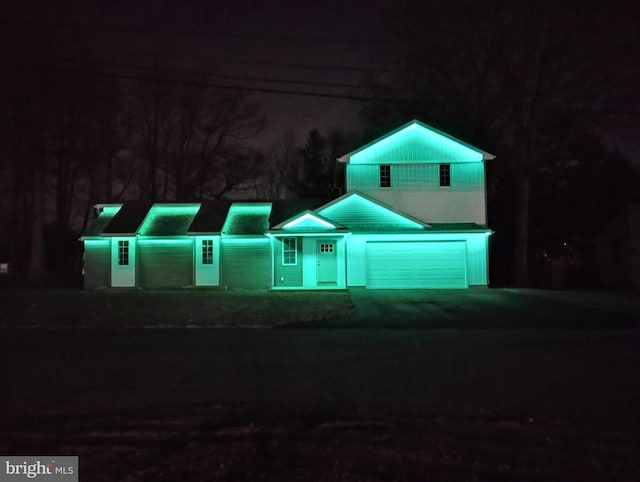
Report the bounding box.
[81,120,494,290]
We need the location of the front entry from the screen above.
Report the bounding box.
[317,240,337,285]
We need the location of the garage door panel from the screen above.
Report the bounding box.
[366,241,467,289]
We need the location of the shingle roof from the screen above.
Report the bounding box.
[227,214,269,234]
[188,200,231,233]
[138,205,200,236]
[102,202,152,235]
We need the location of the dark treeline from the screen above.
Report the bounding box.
[1,0,639,287]
[360,0,640,286]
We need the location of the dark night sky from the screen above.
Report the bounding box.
[1,0,638,153]
[2,0,395,147]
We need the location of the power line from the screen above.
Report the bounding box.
[97,60,400,92]
[6,61,409,103]
[116,49,398,74]
[0,20,389,46]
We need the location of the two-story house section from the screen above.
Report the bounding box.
[338,120,495,225]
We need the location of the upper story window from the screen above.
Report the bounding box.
[118,240,129,265]
[439,164,451,187]
[379,164,391,188]
[282,237,297,265]
[202,239,214,265]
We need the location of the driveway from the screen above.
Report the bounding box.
[293,288,640,329]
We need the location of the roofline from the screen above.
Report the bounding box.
[316,190,431,228]
[94,203,123,209]
[271,209,347,230]
[337,120,495,163]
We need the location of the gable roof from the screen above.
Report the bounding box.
[316,191,428,231]
[270,210,347,232]
[269,199,325,227]
[338,120,495,164]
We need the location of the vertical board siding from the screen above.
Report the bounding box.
[351,130,482,164]
[83,242,111,289]
[221,237,271,289]
[274,237,303,287]
[346,163,485,224]
[138,240,194,288]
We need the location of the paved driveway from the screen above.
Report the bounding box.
[295,288,640,329]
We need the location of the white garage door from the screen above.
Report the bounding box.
[366,241,467,289]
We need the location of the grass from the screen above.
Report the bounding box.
[0,289,355,328]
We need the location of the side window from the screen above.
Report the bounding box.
[439,164,451,187]
[282,237,297,265]
[379,164,391,188]
[202,239,214,265]
[118,240,129,265]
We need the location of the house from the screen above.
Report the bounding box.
[81,120,495,290]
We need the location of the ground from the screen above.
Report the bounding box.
[1,288,640,480]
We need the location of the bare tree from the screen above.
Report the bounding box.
[362,0,639,285]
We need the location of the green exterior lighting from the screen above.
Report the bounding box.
[137,238,194,245]
[350,122,483,164]
[138,204,200,236]
[283,212,336,230]
[99,205,123,216]
[84,239,110,246]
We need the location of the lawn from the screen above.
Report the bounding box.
[0,289,355,328]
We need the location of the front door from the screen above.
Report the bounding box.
[317,240,337,285]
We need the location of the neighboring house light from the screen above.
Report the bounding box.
[202,239,214,264]
[118,240,129,265]
[439,164,451,187]
[282,237,297,265]
[379,164,391,188]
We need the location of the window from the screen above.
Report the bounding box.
[282,237,297,265]
[439,164,451,187]
[118,240,129,266]
[319,243,334,253]
[379,164,391,188]
[202,239,214,265]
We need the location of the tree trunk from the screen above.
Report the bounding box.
[513,172,530,286]
[27,168,46,283]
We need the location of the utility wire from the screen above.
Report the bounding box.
[115,49,398,74]
[97,60,401,91]
[0,20,389,45]
[5,60,411,103]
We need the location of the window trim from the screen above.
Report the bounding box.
[439,163,451,187]
[201,239,214,265]
[282,237,297,266]
[379,164,391,188]
[118,240,129,266]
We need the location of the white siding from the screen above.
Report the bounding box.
[346,163,486,224]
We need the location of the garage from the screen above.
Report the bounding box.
[366,241,467,289]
